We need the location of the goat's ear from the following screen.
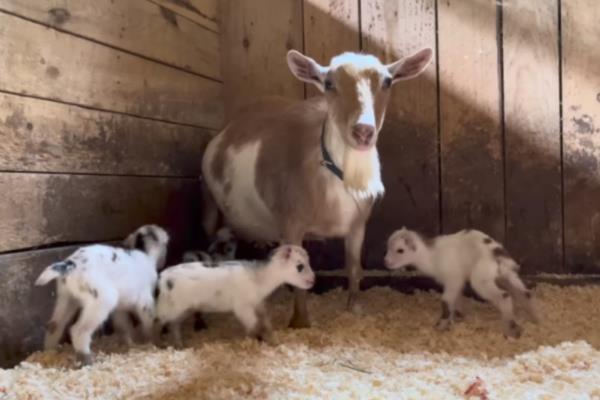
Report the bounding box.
[123,232,136,249]
[134,233,146,252]
[287,50,328,91]
[273,245,293,261]
[387,47,433,83]
[404,234,417,252]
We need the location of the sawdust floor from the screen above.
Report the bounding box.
[2,284,600,399]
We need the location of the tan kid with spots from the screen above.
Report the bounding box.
[384,227,539,338]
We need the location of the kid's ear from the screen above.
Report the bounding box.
[404,235,416,252]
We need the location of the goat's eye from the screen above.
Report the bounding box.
[324,80,334,91]
[396,248,404,254]
[296,263,304,273]
[383,77,392,89]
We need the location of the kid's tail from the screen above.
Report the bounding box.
[35,260,76,286]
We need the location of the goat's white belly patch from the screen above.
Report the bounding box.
[220,142,278,241]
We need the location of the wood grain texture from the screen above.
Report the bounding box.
[0,173,200,252]
[562,0,600,272]
[0,13,223,128]
[361,0,438,268]
[219,0,304,118]
[503,0,561,273]
[438,0,504,240]
[0,245,78,367]
[0,93,212,177]
[303,0,360,97]
[0,0,220,79]
[147,0,218,33]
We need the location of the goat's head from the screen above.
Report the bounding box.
[270,245,315,290]
[384,227,423,272]
[124,224,170,270]
[287,48,433,151]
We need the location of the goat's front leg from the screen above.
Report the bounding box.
[283,228,311,329]
[345,221,366,314]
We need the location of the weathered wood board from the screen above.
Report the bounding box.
[303,0,360,97]
[0,245,78,367]
[0,173,200,252]
[562,0,600,272]
[0,0,220,80]
[503,0,562,273]
[0,93,212,177]
[0,13,223,128]
[361,0,438,269]
[147,0,219,33]
[438,0,504,240]
[219,0,304,118]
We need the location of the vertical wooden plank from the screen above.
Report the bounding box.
[303,0,360,97]
[299,0,360,271]
[438,0,504,240]
[503,0,561,273]
[219,0,304,117]
[361,0,438,268]
[562,0,600,272]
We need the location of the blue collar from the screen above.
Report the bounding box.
[320,121,344,180]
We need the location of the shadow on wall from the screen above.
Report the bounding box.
[225,0,600,276]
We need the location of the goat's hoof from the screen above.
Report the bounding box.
[453,311,465,322]
[256,332,276,346]
[435,319,451,332]
[173,341,185,350]
[288,314,311,329]
[346,297,363,315]
[504,321,522,339]
[76,352,94,367]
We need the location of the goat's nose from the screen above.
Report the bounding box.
[352,124,375,142]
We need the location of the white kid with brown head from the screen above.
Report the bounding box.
[201,47,433,328]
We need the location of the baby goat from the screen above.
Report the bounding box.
[182,227,237,263]
[384,228,538,338]
[154,245,315,348]
[35,225,169,365]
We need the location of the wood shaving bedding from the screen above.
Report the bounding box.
[2,284,600,399]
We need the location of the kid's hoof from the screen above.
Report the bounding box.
[504,321,522,339]
[453,310,465,322]
[435,318,451,332]
[76,352,93,367]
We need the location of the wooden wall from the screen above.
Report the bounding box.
[220,0,600,275]
[0,0,222,366]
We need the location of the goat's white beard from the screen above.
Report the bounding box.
[343,147,385,200]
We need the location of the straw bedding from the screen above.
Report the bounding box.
[1,283,600,399]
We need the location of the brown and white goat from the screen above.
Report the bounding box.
[201,48,433,327]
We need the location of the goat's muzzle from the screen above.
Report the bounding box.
[352,123,375,149]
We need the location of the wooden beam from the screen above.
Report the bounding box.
[219,0,304,118]
[0,173,201,252]
[562,0,600,272]
[0,0,220,80]
[0,93,213,177]
[0,13,223,129]
[438,0,504,239]
[503,0,561,273]
[361,0,439,268]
